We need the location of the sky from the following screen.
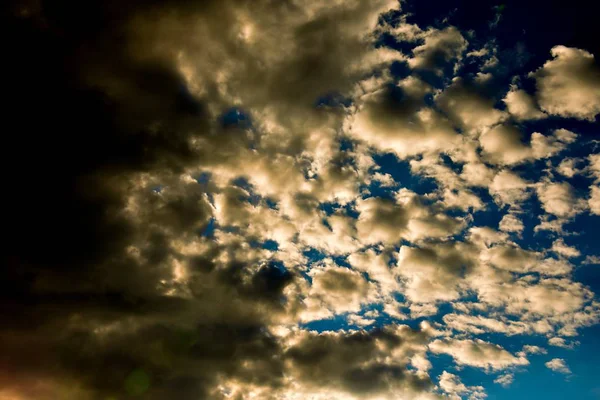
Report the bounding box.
[3,0,600,399]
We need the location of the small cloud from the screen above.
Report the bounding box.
[545,358,572,374]
[494,373,514,388]
[583,255,600,265]
[549,337,579,349]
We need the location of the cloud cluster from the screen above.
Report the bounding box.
[5,0,600,399]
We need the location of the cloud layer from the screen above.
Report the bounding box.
[4,0,600,399]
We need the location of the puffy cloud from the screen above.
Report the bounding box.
[489,170,531,205]
[545,358,572,374]
[436,78,507,132]
[536,180,586,219]
[557,158,582,178]
[503,86,546,120]
[301,263,377,321]
[551,239,581,258]
[531,46,600,121]
[348,249,397,295]
[522,345,547,355]
[280,325,436,399]
[348,78,459,158]
[443,313,532,336]
[355,189,465,245]
[395,242,477,303]
[589,185,600,215]
[408,27,468,73]
[499,213,525,234]
[494,373,514,388]
[439,371,486,400]
[548,337,579,349]
[583,255,600,265]
[429,339,529,371]
[479,126,576,165]
[589,154,600,183]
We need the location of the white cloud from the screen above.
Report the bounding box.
[439,371,486,399]
[503,86,546,120]
[545,358,571,374]
[536,180,585,219]
[522,345,547,355]
[531,46,600,121]
[494,373,514,388]
[551,238,581,258]
[548,337,579,349]
[409,27,467,73]
[499,213,524,234]
[429,338,529,371]
[589,185,600,215]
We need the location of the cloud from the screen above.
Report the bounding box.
[479,126,576,166]
[503,86,546,121]
[548,337,579,349]
[355,189,465,245]
[436,78,507,133]
[494,373,514,388]
[408,27,467,74]
[280,325,436,399]
[395,242,476,303]
[531,46,600,121]
[551,239,581,258]
[536,180,586,219]
[301,263,376,321]
[429,338,529,371]
[589,185,600,215]
[522,345,547,355]
[545,358,572,374]
[582,255,600,265]
[499,213,525,234]
[348,77,459,158]
[439,371,486,400]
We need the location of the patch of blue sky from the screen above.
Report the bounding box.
[338,136,354,152]
[231,176,266,207]
[372,152,438,195]
[469,187,504,227]
[313,92,352,109]
[199,217,216,238]
[249,239,279,252]
[567,213,600,267]
[300,314,350,332]
[302,247,327,266]
[220,107,252,129]
[483,330,600,400]
[318,201,359,219]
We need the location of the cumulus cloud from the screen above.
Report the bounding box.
[551,238,581,258]
[503,86,546,120]
[429,338,529,371]
[590,185,600,215]
[439,371,486,400]
[494,373,515,388]
[301,263,376,321]
[536,180,586,219]
[545,358,572,374]
[532,46,600,121]
[408,27,467,74]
